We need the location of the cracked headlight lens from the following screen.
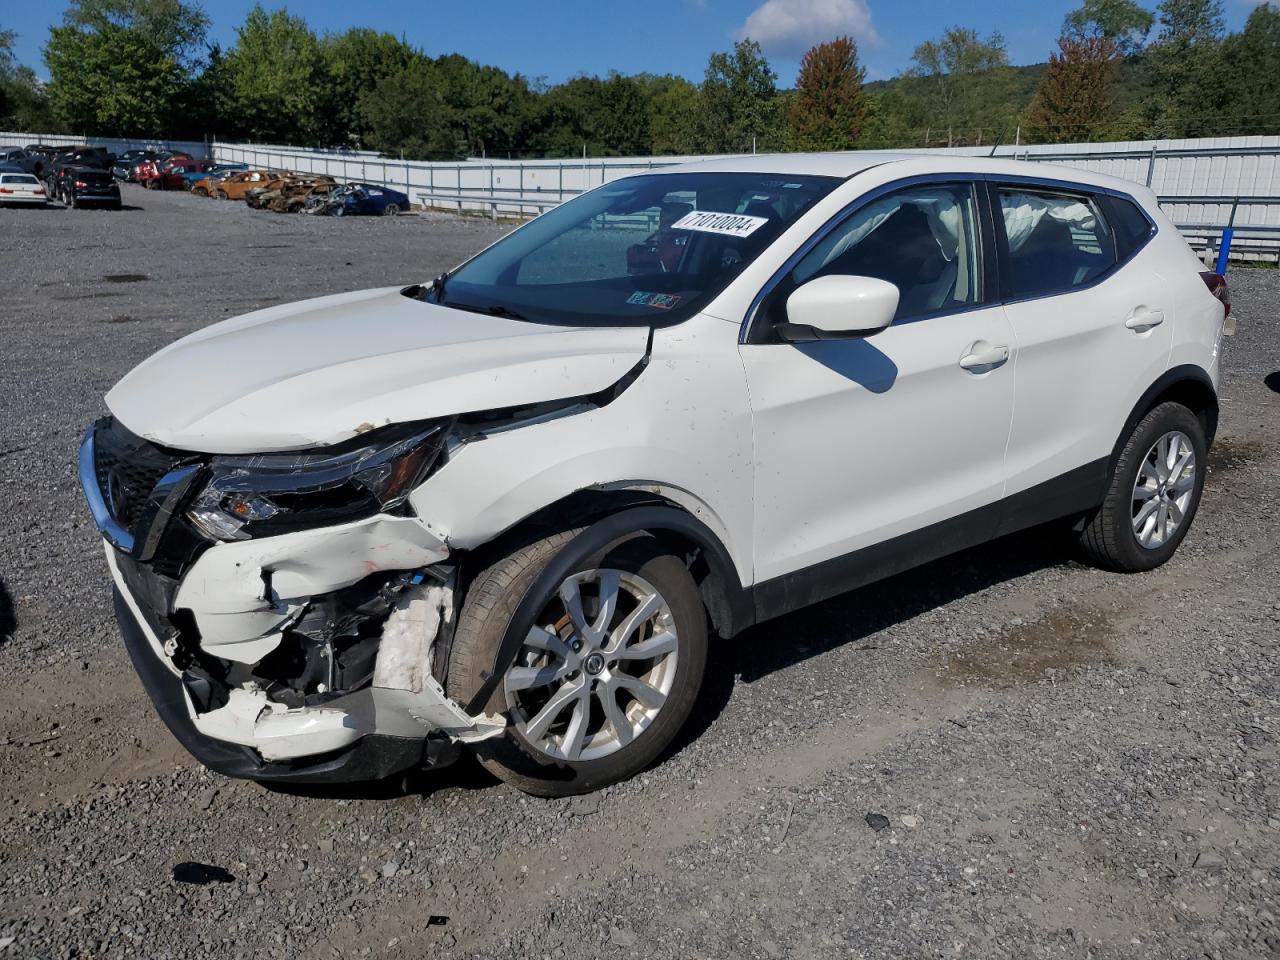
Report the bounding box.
[187,422,446,542]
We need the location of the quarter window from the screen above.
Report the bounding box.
[998,188,1116,299]
[789,183,983,321]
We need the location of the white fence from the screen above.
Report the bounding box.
[5,129,1279,261]
[209,135,1280,261]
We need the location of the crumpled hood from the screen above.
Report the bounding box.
[106,286,650,453]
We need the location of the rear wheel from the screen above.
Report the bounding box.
[214,189,228,200]
[382,202,400,216]
[1079,402,1207,572]
[448,533,707,797]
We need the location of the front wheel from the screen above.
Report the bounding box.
[448,533,707,797]
[1079,401,1207,572]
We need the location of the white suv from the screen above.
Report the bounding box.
[81,154,1231,796]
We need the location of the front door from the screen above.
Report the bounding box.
[741,180,1016,595]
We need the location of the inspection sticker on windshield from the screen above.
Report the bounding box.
[670,211,769,238]
[627,291,682,310]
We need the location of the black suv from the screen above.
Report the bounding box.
[55,165,122,209]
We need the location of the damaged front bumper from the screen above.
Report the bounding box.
[84,423,504,784]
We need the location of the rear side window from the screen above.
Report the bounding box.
[998,188,1116,300]
[1104,194,1155,261]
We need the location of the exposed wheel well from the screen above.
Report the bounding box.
[456,489,754,639]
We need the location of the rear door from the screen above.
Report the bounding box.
[992,181,1173,509]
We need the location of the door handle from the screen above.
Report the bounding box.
[1125,308,1165,331]
[959,345,1010,372]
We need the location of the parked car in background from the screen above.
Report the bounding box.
[22,145,63,177]
[52,146,115,171]
[268,180,336,213]
[151,160,208,191]
[2,147,33,172]
[181,162,246,191]
[212,169,285,200]
[55,166,121,209]
[246,174,334,209]
[136,155,195,190]
[76,154,1231,796]
[309,182,411,216]
[113,149,160,180]
[0,172,48,206]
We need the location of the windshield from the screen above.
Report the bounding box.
[432,172,841,326]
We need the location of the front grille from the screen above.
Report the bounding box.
[92,418,188,532]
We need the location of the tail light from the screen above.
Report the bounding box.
[34,188,45,195]
[0,187,11,194]
[75,180,88,188]
[1200,272,1231,318]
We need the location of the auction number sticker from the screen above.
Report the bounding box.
[670,211,769,238]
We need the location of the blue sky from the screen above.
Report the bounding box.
[4,0,1266,85]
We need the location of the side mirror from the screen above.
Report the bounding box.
[778,275,900,342]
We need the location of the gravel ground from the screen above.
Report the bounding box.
[1,187,1278,960]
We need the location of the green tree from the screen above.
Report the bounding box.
[699,39,782,153]
[1143,0,1226,136]
[360,59,460,159]
[218,6,331,144]
[1063,0,1155,57]
[42,0,208,136]
[0,30,48,128]
[641,74,701,155]
[322,29,423,147]
[431,54,532,158]
[1204,2,1280,136]
[787,36,867,150]
[525,73,650,157]
[1023,36,1121,143]
[908,28,1017,146]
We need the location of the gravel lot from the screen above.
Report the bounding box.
[1,187,1278,960]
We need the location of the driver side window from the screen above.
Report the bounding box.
[790,183,983,322]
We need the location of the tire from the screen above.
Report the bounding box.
[214,189,228,200]
[447,532,708,797]
[192,187,207,197]
[1079,401,1207,572]
[382,203,399,216]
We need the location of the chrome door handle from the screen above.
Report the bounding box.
[959,345,1010,371]
[1125,308,1165,331]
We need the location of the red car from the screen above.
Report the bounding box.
[136,155,197,190]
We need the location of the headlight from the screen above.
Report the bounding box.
[187,422,447,542]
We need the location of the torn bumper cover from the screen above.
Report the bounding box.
[84,421,504,784]
[106,543,503,782]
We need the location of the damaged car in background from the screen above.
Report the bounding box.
[82,154,1230,796]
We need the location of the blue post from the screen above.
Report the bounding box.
[1214,228,1233,276]
[1215,198,1240,276]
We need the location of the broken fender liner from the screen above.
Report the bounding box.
[113,588,437,783]
[462,505,750,716]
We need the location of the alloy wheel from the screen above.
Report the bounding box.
[1131,430,1196,549]
[503,568,680,763]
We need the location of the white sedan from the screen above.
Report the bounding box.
[0,172,47,205]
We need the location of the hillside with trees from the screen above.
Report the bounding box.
[2,0,1279,159]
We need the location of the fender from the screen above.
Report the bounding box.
[462,504,753,715]
[1111,364,1218,471]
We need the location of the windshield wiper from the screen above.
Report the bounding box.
[441,300,530,322]
[482,304,529,321]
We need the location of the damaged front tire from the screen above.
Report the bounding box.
[447,531,707,797]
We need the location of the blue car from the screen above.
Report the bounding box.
[334,182,409,216]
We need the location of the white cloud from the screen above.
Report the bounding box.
[735,0,881,59]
